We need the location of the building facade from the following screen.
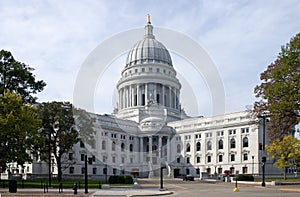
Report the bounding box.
[7,18,280,179]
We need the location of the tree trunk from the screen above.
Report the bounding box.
[57,157,62,182]
[283,166,287,180]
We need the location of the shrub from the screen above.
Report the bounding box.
[237,174,254,181]
[108,175,133,184]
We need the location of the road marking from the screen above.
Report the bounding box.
[279,188,300,192]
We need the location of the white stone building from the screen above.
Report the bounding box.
[8,18,280,179]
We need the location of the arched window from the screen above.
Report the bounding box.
[186,143,191,152]
[121,143,125,152]
[102,141,106,150]
[177,144,181,153]
[207,141,212,150]
[230,138,236,149]
[218,140,223,150]
[196,142,201,151]
[112,141,116,151]
[129,144,133,152]
[243,137,249,147]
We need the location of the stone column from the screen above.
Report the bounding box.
[131,85,134,107]
[145,83,148,105]
[167,136,171,162]
[169,86,172,108]
[174,89,177,109]
[136,84,140,106]
[158,136,162,160]
[149,136,152,163]
[140,137,143,163]
[129,85,132,107]
[154,84,157,103]
[123,88,126,109]
[162,85,165,106]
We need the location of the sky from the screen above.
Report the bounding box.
[0,0,300,117]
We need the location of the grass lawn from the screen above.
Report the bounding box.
[0,179,132,189]
[254,177,300,182]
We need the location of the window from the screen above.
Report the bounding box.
[230,167,235,174]
[102,156,107,162]
[241,127,249,133]
[102,140,106,150]
[69,167,74,174]
[113,168,117,175]
[112,156,116,163]
[230,154,235,162]
[135,69,138,73]
[129,144,133,152]
[142,68,145,72]
[103,167,107,175]
[207,155,211,163]
[243,137,249,147]
[186,143,191,152]
[177,144,181,153]
[121,143,125,152]
[81,167,85,174]
[93,168,97,175]
[80,141,85,148]
[207,141,212,150]
[196,142,201,151]
[130,157,133,163]
[218,155,223,162]
[112,141,116,151]
[230,138,236,149]
[242,167,248,174]
[186,157,190,163]
[229,129,236,135]
[68,153,73,160]
[196,168,200,174]
[149,67,153,72]
[92,155,96,162]
[177,157,180,163]
[217,131,224,136]
[157,68,160,72]
[205,132,212,138]
[122,157,125,163]
[218,140,224,150]
[81,154,84,161]
[196,156,201,163]
[243,153,248,161]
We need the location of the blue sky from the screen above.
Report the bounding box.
[1,0,300,117]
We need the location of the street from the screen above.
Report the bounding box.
[138,178,300,197]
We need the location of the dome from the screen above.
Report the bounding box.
[125,20,172,67]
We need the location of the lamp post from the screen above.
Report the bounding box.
[252,156,254,175]
[47,131,51,187]
[51,120,59,188]
[258,115,266,187]
[84,154,88,194]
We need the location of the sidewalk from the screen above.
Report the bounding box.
[0,187,173,197]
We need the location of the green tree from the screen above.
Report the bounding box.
[0,90,42,171]
[254,33,300,141]
[38,101,78,182]
[266,135,300,179]
[0,49,46,104]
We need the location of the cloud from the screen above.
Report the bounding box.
[1,0,299,116]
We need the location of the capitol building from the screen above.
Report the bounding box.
[21,17,280,179]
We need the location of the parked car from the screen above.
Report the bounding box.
[183,175,194,181]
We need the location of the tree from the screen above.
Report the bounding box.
[254,33,300,141]
[73,108,96,148]
[0,49,46,104]
[38,101,78,182]
[266,135,300,179]
[0,90,42,172]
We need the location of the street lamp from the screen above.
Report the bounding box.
[252,156,255,175]
[257,115,266,187]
